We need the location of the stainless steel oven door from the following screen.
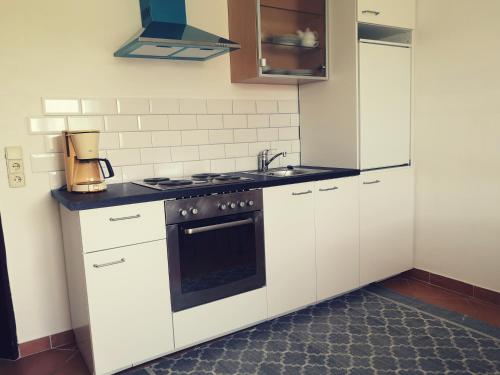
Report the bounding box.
[167,210,265,312]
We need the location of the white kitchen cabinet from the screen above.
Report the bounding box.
[314,177,360,301]
[359,41,411,170]
[358,0,415,29]
[264,182,317,318]
[84,240,174,375]
[359,167,414,285]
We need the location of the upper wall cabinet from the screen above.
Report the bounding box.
[228,0,328,85]
[358,0,416,29]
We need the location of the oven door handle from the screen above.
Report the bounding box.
[184,218,254,235]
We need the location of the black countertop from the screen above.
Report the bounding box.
[52,167,360,211]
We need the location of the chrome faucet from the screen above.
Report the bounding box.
[258,149,287,172]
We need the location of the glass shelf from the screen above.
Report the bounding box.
[261,41,322,51]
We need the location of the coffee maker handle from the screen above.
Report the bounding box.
[98,159,115,179]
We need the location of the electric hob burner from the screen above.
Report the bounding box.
[143,178,170,185]
[158,179,194,187]
[214,175,242,182]
[191,173,221,181]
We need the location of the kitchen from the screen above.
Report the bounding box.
[0,0,499,374]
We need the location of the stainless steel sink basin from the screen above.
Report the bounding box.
[245,168,320,178]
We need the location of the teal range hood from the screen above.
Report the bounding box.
[114,0,240,61]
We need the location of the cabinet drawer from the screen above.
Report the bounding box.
[80,201,165,252]
[358,0,415,29]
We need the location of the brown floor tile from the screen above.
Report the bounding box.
[403,268,430,282]
[51,330,75,348]
[53,351,90,375]
[0,349,76,375]
[18,337,51,358]
[474,285,500,305]
[429,273,474,296]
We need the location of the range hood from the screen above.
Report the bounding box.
[114,0,240,61]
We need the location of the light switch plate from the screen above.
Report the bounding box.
[5,146,23,160]
[8,174,25,188]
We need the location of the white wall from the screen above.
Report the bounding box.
[414,0,500,291]
[0,0,297,342]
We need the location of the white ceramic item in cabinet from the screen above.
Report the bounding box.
[84,240,174,375]
[263,182,317,318]
[314,177,360,301]
[359,41,411,170]
[79,201,165,252]
[359,167,414,285]
[358,0,415,29]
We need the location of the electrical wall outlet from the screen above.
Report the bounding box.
[7,159,24,174]
[8,174,25,188]
[5,146,26,188]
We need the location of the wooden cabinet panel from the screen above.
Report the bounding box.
[315,177,360,301]
[358,0,416,29]
[360,167,414,285]
[264,183,317,317]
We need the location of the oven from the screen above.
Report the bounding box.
[165,190,265,312]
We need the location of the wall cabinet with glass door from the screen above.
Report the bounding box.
[228,0,328,84]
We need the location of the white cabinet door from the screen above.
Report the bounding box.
[84,240,174,375]
[358,0,415,29]
[315,177,360,301]
[359,42,411,170]
[264,182,316,317]
[360,167,414,285]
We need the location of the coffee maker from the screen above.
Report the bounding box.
[62,131,114,193]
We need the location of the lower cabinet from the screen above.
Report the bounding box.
[315,177,360,301]
[84,240,174,375]
[264,182,317,318]
[359,167,414,285]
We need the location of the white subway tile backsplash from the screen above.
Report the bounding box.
[291,114,300,126]
[233,100,256,114]
[44,135,63,153]
[140,148,171,164]
[150,98,180,114]
[154,162,184,178]
[209,129,234,144]
[171,146,199,162]
[249,142,271,156]
[271,141,293,153]
[234,129,257,143]
[210,159,236,173]
[99,133,120,150]
[181,130,209,146]
[279,127,300,141]
[29,117,66,134]
[235,157,257,171]
[68,116,105,131]
[225,143,248,158]
[291,140,301,153]
[248,115,269,128]
[43,99,81,115]
[31,153,64,172]
[207,99,233,114]
[270,114,291,127]
[169,115,197,130]
[82,98,118,114]
[151,131,182,147]
[256,100,278,114]
[183,160,211,176]
[105,116,139,132]
[278,100,299,114]
[197,115,223,129]
[199,144,225,160]
[122,165,155,182]
[118,98,150,114]
[257,128,279,142]
[179,99,207,114]
[223,115,247,129]
[139,115,169,131]
[281,152,300,167]
[119,132,152,149]
[107,149,141,166]
[106,166,123,184]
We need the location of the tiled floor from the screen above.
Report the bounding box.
[1,274,498,375]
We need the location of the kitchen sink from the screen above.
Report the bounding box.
[245,167,321,178]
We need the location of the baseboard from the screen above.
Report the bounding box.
[18,330,74,358]
[402,268,500,306]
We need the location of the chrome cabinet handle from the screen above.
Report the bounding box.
[292,190,312,196]
[109,214,141,222]
[93,258,126,268]
[363,180,381,185]
[362,10,381,15]
[319,187,338,192]
[185,218,254,235]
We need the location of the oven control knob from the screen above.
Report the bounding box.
[239,201,246,208]
[179,209,188,217]
[191,208,199,215]
[229,202,237,209]
[219,203,227,211]
[248,200,255,207]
